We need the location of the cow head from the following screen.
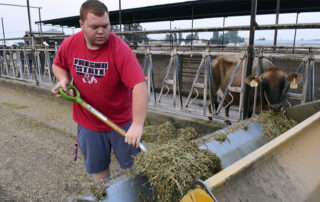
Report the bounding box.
[245,67,303,111]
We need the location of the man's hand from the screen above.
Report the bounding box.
[51,78,69,97]
[125,122,143,148]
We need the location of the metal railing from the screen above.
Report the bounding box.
[0,45,318,122]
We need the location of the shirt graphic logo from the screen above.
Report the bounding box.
[74,58,108,84]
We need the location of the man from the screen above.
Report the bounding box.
[51,0,147,183]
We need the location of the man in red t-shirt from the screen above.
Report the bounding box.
[51,0,147,183]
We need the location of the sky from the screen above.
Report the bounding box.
[1,0,320,45]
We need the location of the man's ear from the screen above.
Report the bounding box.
[79,20,84,30]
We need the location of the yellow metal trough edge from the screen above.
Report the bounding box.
[204,110,320,190]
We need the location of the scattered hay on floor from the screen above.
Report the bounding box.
[142,121,201,143]
[132,141,222,202]
[88,181,107,200]
[2,102,30,110]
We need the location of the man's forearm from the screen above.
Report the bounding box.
[52,64,70,82]
[132,81,148,126]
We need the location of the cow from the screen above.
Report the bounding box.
[209,55,302,120]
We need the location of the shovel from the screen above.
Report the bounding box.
[59,84,148,157]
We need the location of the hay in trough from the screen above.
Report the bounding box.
[142,121,201,143]
[132,141,222,202]
[142,121,177,142]
[197,111,298,145]
[259,111,298,142]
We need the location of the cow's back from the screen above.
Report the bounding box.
[210,55,275,114]
[211,55,239,91]
[211,55,275,89]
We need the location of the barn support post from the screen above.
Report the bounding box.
[273,0,280,48]
[191,7,194,50]
[252,52,264,116]
[206,49,214,117]
[309,53,315,101]
[0,55,2,77]
[222,17,226,50]
[119,0,122,33]
[202,50,209,115]
[238,53,248,121]
[1,17,5,46]
[243,0,257,120]
[175,53,183,109]
[301,56,310,104]
[292,13,299,54]
[258,53,265,111]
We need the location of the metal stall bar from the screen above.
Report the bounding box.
[2,49,9,76]
[142,47,156,104]
[216,52,246,115]
[23,51,32,80]
[184,51,206,111]
[287,55,310,102]
[34,51,42,82]
[43,49,54,84]
[33,51,41,84]
[8,49,17,78]
[158,48,180,108]
[16,50,24,79]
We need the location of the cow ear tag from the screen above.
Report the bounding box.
[290,78,298,89]
[250,80,258,87]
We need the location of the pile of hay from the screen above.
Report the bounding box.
[259,111,298,142]
[142,121,201,143]
[88,181,107,200]
[132,141,222,202]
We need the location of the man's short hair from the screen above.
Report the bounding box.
[80,0,109,21]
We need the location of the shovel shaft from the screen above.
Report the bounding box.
[81,101,127,136]
[81,101,148,152]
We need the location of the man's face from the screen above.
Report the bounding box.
[80,12,110,50]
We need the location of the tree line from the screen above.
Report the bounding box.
[112,24,244,44]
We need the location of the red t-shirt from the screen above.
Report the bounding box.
[53,31,146,131]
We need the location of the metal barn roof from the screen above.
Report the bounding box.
[38,0,320,28]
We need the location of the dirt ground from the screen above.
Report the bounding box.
[0,80,122,201]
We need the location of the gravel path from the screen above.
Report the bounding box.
[0,79,121,201]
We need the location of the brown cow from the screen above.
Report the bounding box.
[210,55,302,119]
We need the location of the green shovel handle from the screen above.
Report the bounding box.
[59,84,83,105]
